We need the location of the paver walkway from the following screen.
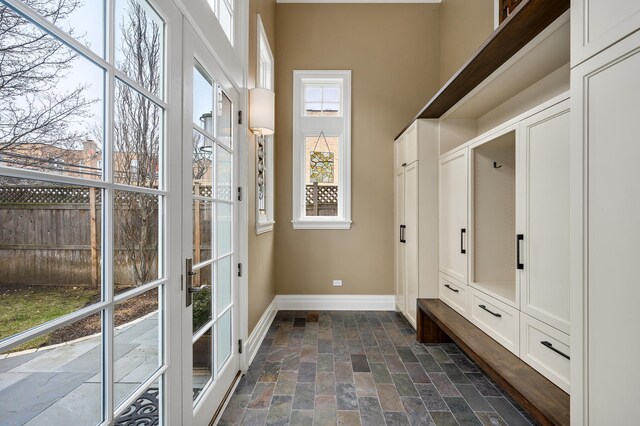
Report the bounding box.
[0,313,158,426]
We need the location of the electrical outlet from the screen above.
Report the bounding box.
[333,280,342,287]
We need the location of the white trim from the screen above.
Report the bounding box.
[244,297,278,366]
[291,219,352,230]
[494,0,500,29]
[256,220,275,234]
[275,294,395,311]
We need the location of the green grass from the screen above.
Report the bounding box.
[0,286,99,352]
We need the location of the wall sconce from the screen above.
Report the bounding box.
[249,88,275,136]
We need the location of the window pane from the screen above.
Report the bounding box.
[193,200,212,264]
[41,0,106,57]
[303,83,341,116]
[216,145,232,200]
[0,177,102,341]
[114,80,162,188]
[217,256,232,312]
[114,191,159,294]
[0,7,104,180]
[0,312,103,425]
[216,88,233,148]
[305,135,339,217]
[115,0,164,97]
[114,288,160,409]
[193,66,213,130]
[217,309,231,372]
[218,1,233,43]
[192,328,212,402]
[192,130,214,188]
[192,265,212,333]
[216,203,232,256]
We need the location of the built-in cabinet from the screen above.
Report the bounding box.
[394,120,439,329]
[571,4,640,423]
[436,97,571,392]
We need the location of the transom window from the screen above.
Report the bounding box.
[208,0,234,44]
[292,70,351,230]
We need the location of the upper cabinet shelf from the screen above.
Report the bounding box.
[396,0,570,140]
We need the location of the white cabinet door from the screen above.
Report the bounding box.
[404,162,419,327]
[571,31,640,425]
[405,123,418,165]
[395,134,405,172]
[439,149,469,284]
[518,100,570,334]
[572,0,640,66]
[395,167,406,313]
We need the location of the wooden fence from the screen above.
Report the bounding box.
[305,184,338,216]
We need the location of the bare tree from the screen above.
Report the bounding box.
[0,1,95,169]
[113,0,161,287]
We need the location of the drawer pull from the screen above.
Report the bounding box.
[541,341,570,360]
[478,304,502,318]
[444,284,459,293]
[461,228,467,254]
[516,234,524,270]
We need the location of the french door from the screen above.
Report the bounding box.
[180,20,241,425]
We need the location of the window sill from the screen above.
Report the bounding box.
[291,219,352,230]
[256,221,275,235]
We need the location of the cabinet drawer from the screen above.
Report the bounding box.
[439,274,468,318]
[520,313,570,393]
[470,289,519,355]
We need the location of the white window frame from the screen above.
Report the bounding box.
[292,70,351,230]
[255,15,275,234]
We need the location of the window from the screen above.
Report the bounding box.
[256,15,274,234]
[292,70,351,229]
[208,0,234,44]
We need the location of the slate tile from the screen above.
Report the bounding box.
[383,411,411,426]
[259,362,281,383]
[241,408,268,426]
[401,396,434,425]
[236,370,261,395]
[316,372,336,396]
[455,384,493,412]
[292,383,315,410]
[335,362,355,383]
[375,383,404,412]
[466,373,502,397]
[391,373,418,397]
[317,353,335,373]
[415,383,449,412]
[351,354,370,373]
[281,351,301,372]
[300,346,317,363]
[444,397,482,426]
[440,362,470,385]
[358,397,386,426]
[449,354,480,373]
[274,371,297,396]
[429,372,461,397]
[338,410,362,426]
[383,355,406,374]
[426,347,451,363]
[289,409,313,425]
[404,363,430,384]
[416,354,442,373]
[297,362,316,383]
[349,340,366,355]
[441,344,461,355]
[318,339,333,354]
[248,382,275,409]
[365,347,385,363]
[267,347,285,362]
[476,411,508,426]
[219,393,250,424]
[396,347,419,363]
[266,395,292,426]
[485,397,532,426]
[429,411,459,426]
[370,362,393,384]
[293,318,306,328]
[336,383,359,410]
[354,372,377,397]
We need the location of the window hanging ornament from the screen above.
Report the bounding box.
[310,132,335,184]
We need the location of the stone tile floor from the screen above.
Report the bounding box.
[218,311,537,426]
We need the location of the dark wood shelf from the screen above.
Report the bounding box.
[395,0,570,140]
[417,299,570,426]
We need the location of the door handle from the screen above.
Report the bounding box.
[478,304,501,318]
[516,234,524,270]
[400,225,406,243]
[188,285,209,293]
[460,228,466,254]
[541,341,570,360]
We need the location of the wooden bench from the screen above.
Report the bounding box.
[417,299,569,426]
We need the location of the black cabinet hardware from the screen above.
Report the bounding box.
[402,162,407,167]
[478,304,502,318]
[517,234,524,269]
[400,225,406,243]
[461,228,466,254]
[444,284,459,293]
[541,341,570,360]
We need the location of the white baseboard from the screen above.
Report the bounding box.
[275,294,395,311]
[244,297,277,367]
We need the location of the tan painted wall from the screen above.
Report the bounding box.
[248,0,276,334]
[274,4,440,295]
[439,0,494,85]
